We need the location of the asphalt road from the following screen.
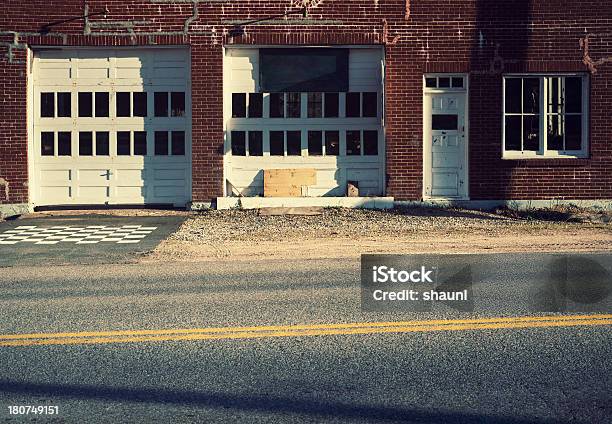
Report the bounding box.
[0,255,611,423]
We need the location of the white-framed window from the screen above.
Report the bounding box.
[503,74,589,158]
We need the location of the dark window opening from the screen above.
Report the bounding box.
[231,131,246,156]
[286,131,301,156]
[79,132,93,156]
[308,131,323,156]
[505,116,522,151]
[363,131,378,155]
[346,93,361,118]
[270,131,284,156]
[523,115,540,151]
[155,131,169,156]
[324,93,339,118]
[78,92,93,117]
[248,131,263,156]
[523,78,540,114]
[432,114,458,131]
[232,93,247,118]
[505,79,522,114]
[438,77,450,88]
[171,92,186,117]
[425,78,437,88]
[57,92,71,117]
[565,77,582,114]
[58,132,72,156]
[116,92,131,117]
[95,92,109,117]
[269,93,284,118]
[362,92,377,118]
[346,130,361,155]
[41,93,54,117]
[41,132,54,156]
[325,131,339,156]
[117,131,131,155]
[565,115,582,150]
[248,93,263,118]
[452,77,464,88]
[133,93,148,117]
[96,132,110,156]
[172,131,186,156]
[134,131,147,155]
[155,92,169,117]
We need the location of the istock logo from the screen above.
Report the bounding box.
[372,266,436,284]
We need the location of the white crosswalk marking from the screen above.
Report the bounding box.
[0,225,158,245]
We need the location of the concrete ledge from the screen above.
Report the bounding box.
[0,203,31,219]
[216,197,395,210]
[396,199,612,211]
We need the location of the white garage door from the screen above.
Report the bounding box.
[31,48,191,207]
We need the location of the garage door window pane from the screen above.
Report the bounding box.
[231,131,246,156]
[269,93,284,118]
[308,131,323,156]
[325,131,339,156]
[324,93,339,118]
[248,131,263,156]
[362,92,377,118]
[286,93,301,118]
[79,132,93,156]
[78,92,93,117]
[308,93,322,118]
[286,131,301,156]
[116,92,131,117]
[171,92,186,117]
[346,130,361,155]
[346,93,361,117]
[363,131,378,155]
[133,93,148,117]
[95,92,109,118]
[58,132,72,156]
[134,132,147,155]
[96,132,110,156]
[57,92,71,117]
[117,132,131,155]
[155,132,169,155]
[41,93,54,117]
[154,92,169,117]
[232,93,247,118]
[41,132,54,156]
[171,131,186,156]
[248,93,263,118]
[270,131,284,156]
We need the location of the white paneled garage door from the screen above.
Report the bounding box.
[31,48,191,207]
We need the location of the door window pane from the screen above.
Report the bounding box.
[57,92,71,117]
[155,131,169,155]
[79,132,93,156]
[117,131,131,155]
[346,130,361,155]
[95,92,109,117]
[324,93,339,118]
[452,77,464,88]
[96,132,110,156]
[248,93,263,118]
[58,132,72,156]
[248,131,263,156]
[325,131,339,156]
[363,131,378,155]
[171,131,186,156]
[171,92,186,117]
[78,92,93,117]
[232,93,247,118]
[346,93,361,117]
[432,114,458,131]
[308,131,323,156]
[155,92,169,117]
[134,131,147,155]
[362,92,377,118]
[116,92,131,117]
[270,131,284,156]
[505,116,522,151]
[133,93,148,117]
[41,93,54,117]
[286,131,301,155]
[41,132,54,156]
[425,78,437,88]
[307,93,323,118]
[231,131,246,156]
[438,77,450,88]
[505,79,522,113]
[269,93,284,118]
[286,93,301,118]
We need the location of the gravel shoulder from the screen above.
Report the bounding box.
[145,207,612,262]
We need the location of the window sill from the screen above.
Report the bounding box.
[502,154,588,160]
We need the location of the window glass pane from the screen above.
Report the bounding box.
[307,93,323,118]
[324,93,339,118]
[523,78,540,114]
[231,131,246,156]
[171,131,186,156]
[432,114,458,130]
[452,77,464,88]
[425,78,437,88]
[325,131,339,156]
[116,92,131,117]
[363,130,378,155]
[308,131,323,156]
[346,130,361,155]
[286,131,301,156]
[248,93,263,118]
[58,132,71,156]
[96,132,110,156]
[41,93,54,117]
[565,77,582,114]
[133,93,148,117]
[346,93,360,117]
[505,79,522,113]
[154,92,169,117]
[438,77,450,88]
[286,93,301,118]
[57,92,71,117]
[270,131,284,156]
[547,115,564,150]
[171,92,186,117]
[523,115,540,151]
[78,92,93,117]
[155,132,169,155]
[79,132,93,156]
[41,132,54,156]
[134,132,147,155]
[269,93,284,118]
[565,115,582,150]
[547,77,562,114]
[362,92,377,118]
[117,131,131,155]
[248,131,263,156]
[232,93,247,118]
[505,116,522,151]
[95,92,109,117]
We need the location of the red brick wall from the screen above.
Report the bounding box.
[0,0,610,204]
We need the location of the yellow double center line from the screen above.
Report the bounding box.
[1,314,612,347]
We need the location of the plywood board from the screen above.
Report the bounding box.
[264,169,317,198]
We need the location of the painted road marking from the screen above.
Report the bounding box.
[1,314,611,347]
